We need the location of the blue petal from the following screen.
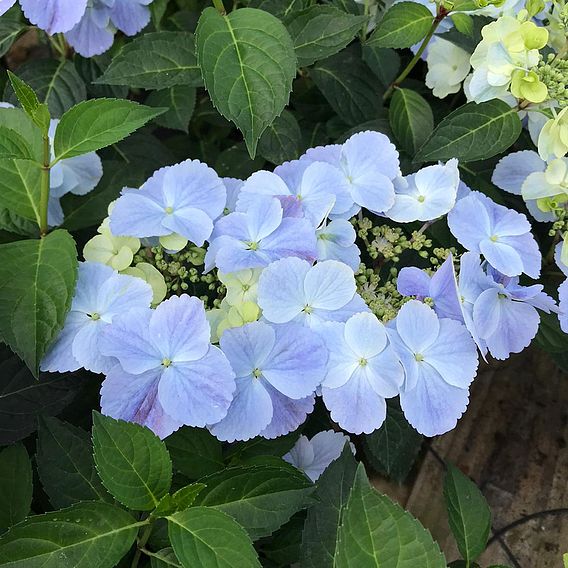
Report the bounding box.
[492,150,545,195]
[109,0,151,35]
[21,0,88,34]
[304,260,356,311]
[397,267,431,298]
[65,6,114,57]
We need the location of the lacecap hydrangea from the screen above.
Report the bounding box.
[43,129,560,442]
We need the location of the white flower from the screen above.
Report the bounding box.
[426,37,471,99]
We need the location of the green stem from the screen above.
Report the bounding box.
[39,134,50,237]
[130,523,154,568]
[382,9,447,102]
[212,0,226,14]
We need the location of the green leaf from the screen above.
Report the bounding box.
[258,110,301,164]
[147,86,196,133]
[0,158,42,223]
[335,465,446,567]
[151,484,206,519]
[196,6,297,157]
[368,2,433,49]
[5,59,86,118]
[415,100,522,162]
[36,416,111,509]
[0,126,35,160]
[167,506,262,568]
[0,230,77,375]
[0,501,141,568]
[301,445,358,567]
[0,444,32,531]
[92,411,172,511]
[0,20,27,58]
[150,548,182,568]
[6,72,49,136]
[225,431,299,462]
[165,426,224,479]
[362,401,423,482]
[443,463,491,563]
[451,13,474,37]
[362,45,400,88]
[74,54,129,100]
[249,0,308,19]
[0,106,43,160]
[54,98,165,160]
[0,347,84,444]
[310,45,382,126]
[284,5,365,67]
[193,465,314,539]
[389,88,434,156]
[97,32,203,90]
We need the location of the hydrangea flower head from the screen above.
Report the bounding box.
[110,159,226,249]
[303,131,400,214]
[320,313,404,434]
[41,262,153,375]
[100,294,236,439]
[388,301,478,437]
[283,430,354,481]
[385,159,459,223]
[205,197,317,273]
[210,321,327,441]
[447,190,541,278]
[257,257,367,327]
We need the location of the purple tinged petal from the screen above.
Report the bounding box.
[318,321,358,389]
[109,0,151,35]
[365,346,404,398]
[397,267,431,298]
[0,0,17,16]
[472,288,501,339]
[400,363,470,437]
[21,0,88,34]
[260,217,317,263]
[323,371,388,434]
[208,376,273,442]
[149,295,210,363]
[100,366,181,440]
[245,197,283,241]
[429,255,464,321]
[161,207,214,247]
[223,177,243,212]
[110,193,169,237]
[447,192,492,251]
[40,311,86,373]
[157,346,235,426]
[236,170,290,212]
[492,150,545,195]
[72,319,113,374]
[344,312,387,358]
[479,239,524,277]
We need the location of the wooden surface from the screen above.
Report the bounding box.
[372,349,568,567]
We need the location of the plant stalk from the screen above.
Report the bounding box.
[130,523,154,568]
[39,134,50,237]
[383,8,449,102]
[212,0,226,15]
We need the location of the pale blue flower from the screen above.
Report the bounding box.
[19,0,88,34]
[385,159,460,222]
[41,262,153,375]
[283,430,354,481]
[209,321,327,441]
[223,177,244,213]
[205,197,317,273]
[397,254,463,321]
[320,313,404,434]
[559,279,568,333]
[237,161,347,227]
[316,219,360,271]
[303,131,400,215]
[65,0,152,57]
[387,300,478,437]
[472,265,557,360]
[48,119,103,226]
[257,257,368,328]
[110,159,226,247]
[100,294,236,439]
[447,190,541,278]
[492,150,555,222]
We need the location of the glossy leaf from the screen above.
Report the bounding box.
[194,465,314,539]
[196,7,297,157]
[414,99,522,162]
[285,5,365,67]
[389,88,434,156]
[0,158,42,223]
[0,502,140,568]
[258,110,301,164]
[0,230,78,375]
[167,506,262,568]
[0,444,32,531]
[53,98,166,160]
[147,86,196,133]
[443,463,491,563]
[92,412,172,511]
[36,416,111,509]
[97,32,203,90]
